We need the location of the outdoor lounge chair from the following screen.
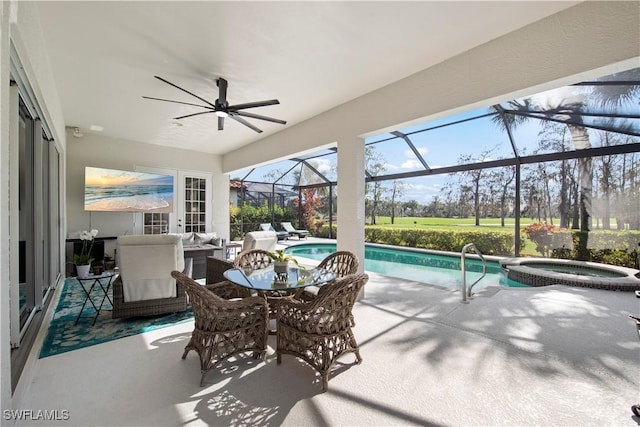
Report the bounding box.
[260,223,289,240]
[112,234,191,318]
[276,273,369,391]
[241,231,278,252]
[281,222,309,239]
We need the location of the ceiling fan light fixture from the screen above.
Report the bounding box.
[144,76,285,133]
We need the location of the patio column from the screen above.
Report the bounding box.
[336,136,366,275]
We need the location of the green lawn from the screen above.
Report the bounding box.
[368,216,541,230]
[367,216,546,256]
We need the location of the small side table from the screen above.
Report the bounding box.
[75,272,116,326]
[226,242,242,260]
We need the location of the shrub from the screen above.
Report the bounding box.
[363,227,514,255]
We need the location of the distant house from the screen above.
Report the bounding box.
[230,179,297,208]
[229,180,246,207]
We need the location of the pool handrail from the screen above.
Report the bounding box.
[461,243,487,303]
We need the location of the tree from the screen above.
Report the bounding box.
[364,147,388,225]
[294,188,324,231]
[494,69,640,232]
[486,166,515,226]
[453,147,497,226]
[389,180,405,224]
[402,200,420,217]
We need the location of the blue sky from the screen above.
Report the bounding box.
[233,69,639,205]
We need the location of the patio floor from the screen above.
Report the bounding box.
[11,266,640,426]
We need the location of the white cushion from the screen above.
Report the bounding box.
[242,231,277,252]
[117,234,184,302]
[195,232,218,245]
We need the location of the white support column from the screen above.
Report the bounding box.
[336,136,366,275]
[211,160,230,242]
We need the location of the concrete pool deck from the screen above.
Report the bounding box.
[12,266,640,426]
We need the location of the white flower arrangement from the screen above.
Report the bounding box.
[74,229,99,265]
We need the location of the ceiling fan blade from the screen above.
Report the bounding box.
[153,76,217,109]
[228,99,280,111]
[174,111,216,120]
[230,114,263,133]
[217,78,228,104]
[218,116,224,131]
[234,110,287,125]
[142,96,214,110]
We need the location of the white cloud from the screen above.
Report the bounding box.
[312,158,332,174]
[401,159,422,169]
[403,146,429,157]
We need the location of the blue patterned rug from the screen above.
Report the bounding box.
[39,277,193,358]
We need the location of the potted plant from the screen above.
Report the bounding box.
[74,229,98,277]
[267,249,303,273]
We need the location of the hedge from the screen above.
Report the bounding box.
[362,227,515,255]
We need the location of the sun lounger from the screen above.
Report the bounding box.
[260,223,289,240]
[281,222,309,239]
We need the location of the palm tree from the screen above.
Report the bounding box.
[491,68,639,232]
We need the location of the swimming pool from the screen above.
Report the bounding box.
[284,242,527,291]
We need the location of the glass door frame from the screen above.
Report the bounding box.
[178,170,213,234]
[133,168,213,235]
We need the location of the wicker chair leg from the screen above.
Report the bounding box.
[322,374,329,391]
[200,371,207,387]
[182,343,194,360]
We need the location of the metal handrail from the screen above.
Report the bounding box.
[461,243,487,303]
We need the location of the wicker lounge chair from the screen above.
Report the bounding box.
[281,222,309,239]
[112,234,190,319]
[276,273,369,391]
[171,271,269,386]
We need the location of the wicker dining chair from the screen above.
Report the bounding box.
[276,273,369,391]
[233,249,274,270]
[233,249,292,332]
[206,256,234,284]
[318,251,359,277]
[171,271,269,386]
[295,251,360,325]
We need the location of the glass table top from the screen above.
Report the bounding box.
[223,266,336,291]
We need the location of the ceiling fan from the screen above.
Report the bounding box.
[143,76,286,133]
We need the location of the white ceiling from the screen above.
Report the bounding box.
[37,1,578,155]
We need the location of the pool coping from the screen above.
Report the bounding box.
[283,240,640,291]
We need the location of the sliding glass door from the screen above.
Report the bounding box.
[11,76,62,347]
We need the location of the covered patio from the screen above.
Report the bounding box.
[4,1,640,422]
[14,266,639,426]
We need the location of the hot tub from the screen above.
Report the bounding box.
[500,257,640,291]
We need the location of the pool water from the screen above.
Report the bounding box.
[284,243,528,291]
